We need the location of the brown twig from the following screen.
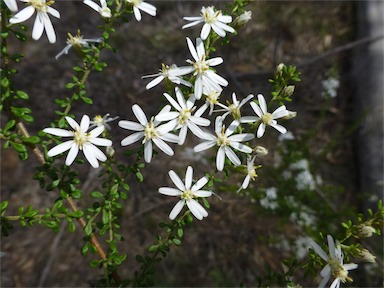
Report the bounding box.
[16,121,122,284]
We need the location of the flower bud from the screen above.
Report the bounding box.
[357,225,375,238]
[283,110,297,120]
[358,248,376,263]
[106,146,115,158]
[234,11,252,26]
[282,85,295,97]
[254,146,268,156]
[277,63,285,75]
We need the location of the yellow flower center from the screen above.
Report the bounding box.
[92,115,103,124]
[74,128,89,150]
[205,91,220,104]
[178,109,191,125]
[328,258,352,283]
[144,121,157,141]
[129,0,142,6]
[30,0,50,12]
[248,168,258,180]
[182,189,194,200]
[229,103,241,119]
[201,7,221,24]
[217,130,229,147]
[193,57,209,74]
[261,113,273,124]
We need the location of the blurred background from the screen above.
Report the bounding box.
[1,1,383,287]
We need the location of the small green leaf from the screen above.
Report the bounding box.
[177,228,183,238]
[84,221,93,236]
[16,90,29,100]
[90,191,103,198]
[68,210,84,218]
[23,136,40,144]
[68,222,76,232]
[173,238,181,246]
[4,120,16,132]
[0,201,9,214]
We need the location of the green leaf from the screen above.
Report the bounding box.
[81,243,89,255]
[90,191,104,198]
[102,209,109,224]
[177,228,183,238]
[4,120,16,132]
[23,136,40,144]
[81,96,93,104]
[84,221,93,236]
[173,238,181,246]
[0,201,9,214]
[65,82,75,89]
[68,222,76,232]
[10,142,26,153]
[68,210,84,218]
[16,90,29,100]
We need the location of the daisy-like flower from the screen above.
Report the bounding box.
[155,87,210,145]
[216,92,254,120]
[183,6,235,41]
[158,166,212,220]
[241,94,289,138]
[202,85,222,116]
[234,10,252,26]
[185,37,228,100]
[118,104,179,163]
[143,64,192,90]
[9,0,60,43]
[83,0,111,18]
[4,0,18,12]
[126,0,156,21]
[237,155,260,192]
[55,31,102,60]
[309,235,358,288]
[194,117,254,171]
[43,115,112,168]
[89,113,118,130]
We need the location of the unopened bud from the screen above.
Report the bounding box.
[254,146,268,156]
[283,110,297,120]
[106,146,115,158]
[277,63,285,75]
[234,11,252,26]
[357,225,375,238]
[282,85,295,97]
[358,248,376,263]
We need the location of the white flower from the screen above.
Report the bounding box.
[9,0,60,43]
[241,94,289,138]
[55,31,102,60]
[322,76,339,98]
[238,155,259,192]
[158,166,212,220]
[216,92,254,120]
[185,37,228,100]
[234,10,252,26]
[183,6,235,40]
[143,64,192,90]
[83,0,111,18]
[309,235,358,288]
[126,0,156,21]
[43,115,112,168]
[4,0,18,12]
[194,116,254,171]
[259,187,278,210]
[155,87,210,145]
[89,113,118,130]
[202,86,222,115]
[118,104,179,163]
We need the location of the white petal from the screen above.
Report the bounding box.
[185,166,193,190]
[88,144,107,161]
[89,125,104,138]
[193,190,212,197]
[145,75,164,89]
[43,128,73,137]
[90,137,112,147]
[158,187,181,196]
[182,19,204,29]
[200,23,211,40]
[132,104,148,126]
[65,116,80,130]
[137,2,156,16]
[47,7,60,19]
[191,176,209,191]
[224,146,241,166]
[239,94,254,108]
[242,175,250,189]
[84,0,101,12]
[257,94,267,114]
[168,170,185,191]
[118,120,144,131]
[153,138,174,156]
[187,122,209,140]
[225,120,240,136]
[239,116,258,123]
[43,14,56,43]
[206,57,223,66]
[309,239,328,261]
[186,199,206,220]
[121,132,143,146]
[196,37,205,60]
[257,123,266,138]
[65,144,79,166]
[169,200,185,220]
[144,140,153,163]
[250,102,263,118]
[194,140,216,152]
[47,140,74,157]
[10,6,35,24]
[272,105,289,119]
[217,15,232,23]
[133,6,141,21]
[178,125,188,145]
[83,144,99,168]
[157,120,178,135]
[330,279,340,288]
[155,112,178,122]
[194,75,203,100]
[159,131,179,143]
[229,142,252,154]
[32,13,44,41]
[327,235,336,258]
[205,70,228,86]
[216,147,225,171]
[186,37,199,62]
[270,123,287,134]
[319,271,331,288]
[175,87,187,109]
[163,92,182,111]
[4,0,18,12]
[211,23,226,37]
[228,133,254,142]
[343,263,358,271]
[213,21,235,34]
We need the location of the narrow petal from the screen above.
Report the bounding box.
[206,57,223,67]
[257,123,266,138]
[186,37,199,62]
[178,125,188,145]
[168,170,185,191]
[42,14,56,43]
[239,116,258,123]
[217,15,232,23]
[65,144,79,166]
[121,132,143,146]
[47,140,74,157]
[9,6,35,24]
[32,13,44,41]
[144,140,153,163]
[89,125,104,138]
[47,6,60,18]
[211,23,225,37]
[270,123,287,134]
[83,0,101,12]
[187,122,209,140]
[330,279,340,288]
[216,147,225,171]
[88,144,107,161]
[194,140,216,152]
[169,200,185,220]
[83,144,99,168]
[182,19,204,29]
[257,94,267,114]
[309,239,328,261]
[118,120,144,131]
[159,131,180,143]
[4,0,18,12]
[90,137,112,147]
[242,175,250,189]
[155,112,178,122]
[250,102,263,118]
[138,2,156,16]
[191,176,209,191]
[200,23,211,40]
[319,272,331,288]
[225,120,240,136]
[229,142,252,154]
[65,116,80,130]
[272,105,289,119]
[343,263,358,271]
[153,138,174,156]
[193,190,212,197]
[186,199,206,220]
[196,38,205,60]
[158,187,181,196]
[43,128,73,137]
[133,6,141,21]
[205,70,228,86]
[213,21,235,33]
[239,94,254,108]
[146,75,164,90]
[132,104,148,126]
[320,264,331,277]
[163,92,182,111]
[175,87,187,109]
[224,146,241,166]
[228,133,254,142]
[185,166,193,190]
[194,75,203,100]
